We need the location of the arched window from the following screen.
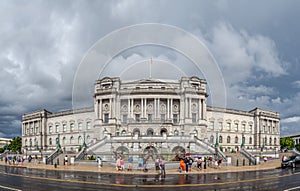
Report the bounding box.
[78,136,83,144]
[192,130,198,137]
[210,135,214,143]
[219,136,223,143]
[86,135,90,144]
[121,130,126,136]
[249,137,252,144]
[274,138,277,145]
[264,137,267,145]
[227,136,231,143]
[269,137,272,145]
[49,138,52,145]
[63,137,66,145]
[235,136,238,144]
[147,128,154,136]
[70,136,74,144]
[25,139,28,146]
[174,130,179,136]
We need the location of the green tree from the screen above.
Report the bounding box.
[280,137,295,150]
[296,143,300,152]
[8,137,22,152]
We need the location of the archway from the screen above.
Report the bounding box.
[132,128,140,136]
[172,146,186,160]
[146,128,154,136]
[160,128,168,136]
[114,146,130,160]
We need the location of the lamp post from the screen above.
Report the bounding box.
[57,134,61,149]
[241,133,245,149]
[83,132,87,148]
[215,132,219,148]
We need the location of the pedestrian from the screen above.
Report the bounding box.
[203,157,207,169]
[214,159,218,169]
[263,156,268,163]
[159,157,166,177]
[64,155,68,166]
[218,157,222,168]
[188,156,194,172]
[184,155,190,173]
[28,155,32,163]
[35,155,38,164]
[138,156,143,171]
[179,158,185,173]
[197,157,202,170]
[96,156,102,168]
[128,156,133,171]
[155,158,160,173]
[120,157,125,171]
[116,157,121,171]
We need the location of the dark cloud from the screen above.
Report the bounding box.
[0,0,299,137]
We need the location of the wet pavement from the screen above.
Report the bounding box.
[1,160,300,190]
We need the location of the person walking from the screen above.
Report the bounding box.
[159,157,166,177]
[96,156,102,168]
[197,157,202,170]
[128,156,133,171]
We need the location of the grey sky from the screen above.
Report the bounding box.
[0,0,299,138]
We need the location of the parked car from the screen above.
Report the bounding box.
[281,155,300,168]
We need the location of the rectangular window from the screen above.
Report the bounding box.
[226,123,231,131]
[210,121,214,130]
[78,123,82,130]
[49,126,52,133]
[87,122,91,130]
[218,122,223,131]
[55,125,59,133]
[63,124,67,132]
[173,114,178,124]
[135,114,140,122]
[242,124,246,132]
[104,114,109,123]
[148,114,152,123]
[234,123,238,131]
[192,113,197,123]
[122,114,128,124]
[70,123,74,131]
[161,114,165,122]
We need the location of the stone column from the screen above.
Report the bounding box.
[141,98,144,118]
[99,99,102,120]
[185,97,188,118]
[144,98,147,118]
[167,99,170,119]
[198,98,201,120]
[127,99,130,118]
[154,98,157,118]
[158,98,160,117]
[189,97,192,118]
[131,98,134,118]
[170,99,173,119]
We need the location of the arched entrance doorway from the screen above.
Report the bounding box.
[143,146,158,161]
[172,146,186,160]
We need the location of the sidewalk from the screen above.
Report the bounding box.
[0,160,281,175]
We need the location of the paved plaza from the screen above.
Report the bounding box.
[0,159,281,175]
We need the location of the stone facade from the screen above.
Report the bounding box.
[22,76,280,158]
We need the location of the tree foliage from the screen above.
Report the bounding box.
[296,144,300,152]
[8,137,22,152]
[280,137,295,150]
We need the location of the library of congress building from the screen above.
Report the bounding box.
[22,76,280,159]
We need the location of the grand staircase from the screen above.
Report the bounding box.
[225,151,255,166]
